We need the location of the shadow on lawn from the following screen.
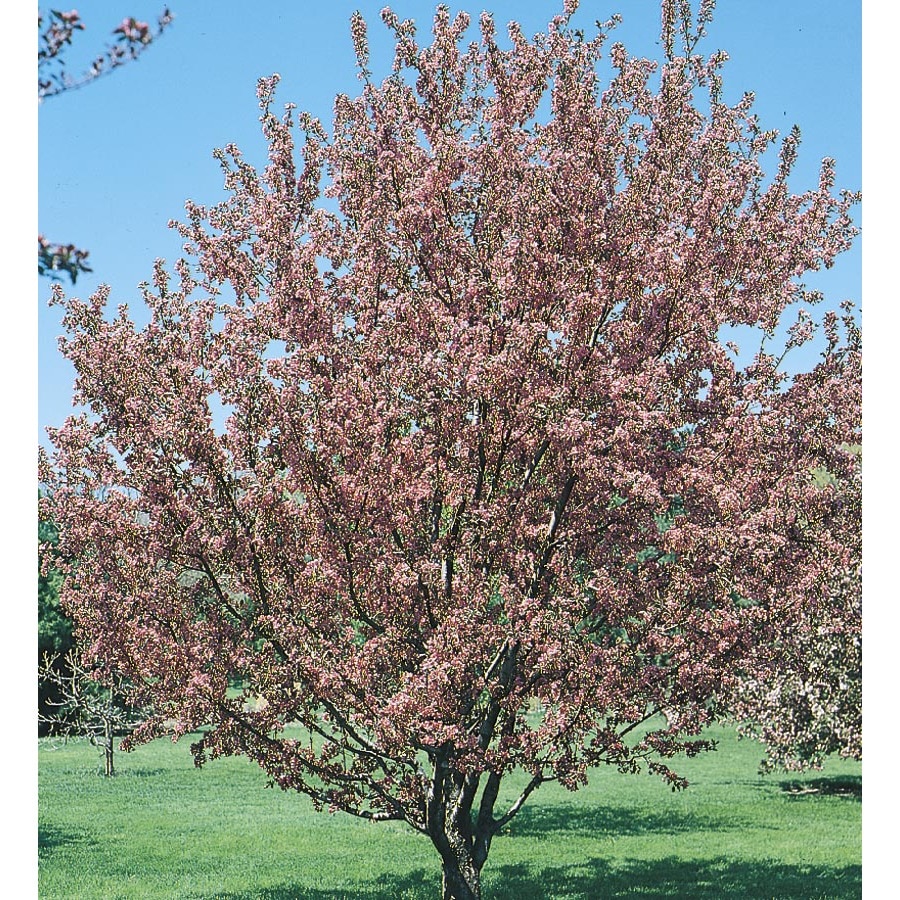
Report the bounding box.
[498,856,859,899]
[38,823,98,857]
[204,789,860,899]
[778,774,862,799]
[499,800,755,839]
[486,857,861,899]
[204,855,861,900]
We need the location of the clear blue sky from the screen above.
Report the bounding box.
[38,0,862,446]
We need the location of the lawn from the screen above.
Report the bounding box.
[38,723,861,899]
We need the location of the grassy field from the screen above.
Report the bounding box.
[38,724,861,899]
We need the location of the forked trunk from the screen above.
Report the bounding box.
[440,841,483,900]
[429,647,519,899]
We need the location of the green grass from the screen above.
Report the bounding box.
[38,724,861,899]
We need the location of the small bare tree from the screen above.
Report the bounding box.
[39,649,146,776]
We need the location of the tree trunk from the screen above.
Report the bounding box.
[104,719,115,777]
[440,842,483,900]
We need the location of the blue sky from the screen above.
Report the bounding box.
[38,0,862,445]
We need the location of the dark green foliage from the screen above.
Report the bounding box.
[39,516,71,656]
[39,506,74,735]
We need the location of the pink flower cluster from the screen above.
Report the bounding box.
[113,17,152,44]
[38,6,174,100]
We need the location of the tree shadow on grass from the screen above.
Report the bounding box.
[778,775,861,799]
[499,799,761,839]
[486,856,861,900]
[38,823,98,857]
[203,789,860,899]
[200,871,435,900]
[203,855,861,900]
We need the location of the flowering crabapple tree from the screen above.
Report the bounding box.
[40,2,861,897]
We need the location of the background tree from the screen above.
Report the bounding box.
[38,504,74,735]
[39,2,861,898]
[40,499,153,747]
[39,648,147,776]
[38,512,69,659]
[38,7,174,284]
